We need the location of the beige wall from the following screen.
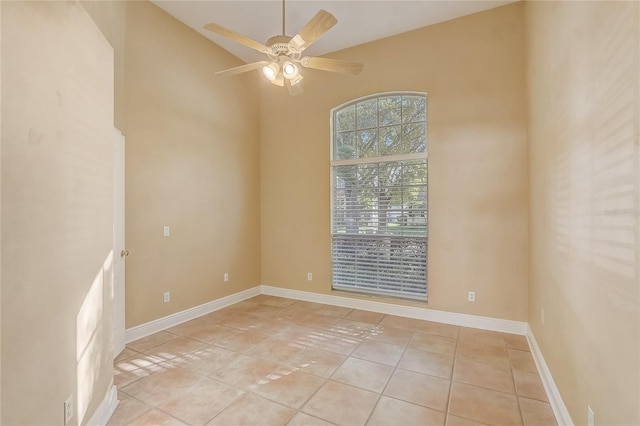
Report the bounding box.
[260,3,529,321]
[526,1,640,424]
[81,1,127,132]
[0,1,3,421]
[123,2,261,327]
[1,2,115,424]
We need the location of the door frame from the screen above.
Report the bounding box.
[113,129,126,357]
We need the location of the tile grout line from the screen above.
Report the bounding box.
[117,298,547,425]
[508,340,528,426]
[360,312,412,425]
[293,342,353,424]
[256,308,356,425]
[328,312,389,425]
[444,326,460,424]
[199,323,329,424]
[115,392,155,425]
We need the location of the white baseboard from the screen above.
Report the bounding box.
[125,284,527,345]
[261,285,528,335]
[526,325,574,425]
[125,286,261,343]
[86,385,118,426]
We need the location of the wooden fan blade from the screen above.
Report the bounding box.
[285,79,304,96]
[289,10,337,51]
[215,61,269,76]
[301,57,363,75]
[204,22,270,53]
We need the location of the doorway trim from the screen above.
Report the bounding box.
[113,129,126,357]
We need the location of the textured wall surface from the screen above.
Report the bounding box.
[123,2,261,327]
[1,2,115,423]
[526,1,640,424]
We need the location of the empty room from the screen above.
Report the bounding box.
[1,0,638,425]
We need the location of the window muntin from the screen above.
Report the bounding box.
[331,93,428,300]
[334,95,426,160]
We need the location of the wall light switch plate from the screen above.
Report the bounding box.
[163,226,170,237]
[163,291,170,303]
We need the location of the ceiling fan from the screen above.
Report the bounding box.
[203,1,363,95]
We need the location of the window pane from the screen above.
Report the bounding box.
[334,166,358,234]
[356,164,378,235]
[378,164,402,235]
[357,164,379,192]
[357,129,378,158]
[379,96,402,126]
[402,123,427,153]
[336,105,355,132]
[335,166,358,193]
[402,161,428,186]
[357,99,378,129]
[379,125,402,156]
[402,96,426,124]
[378,163,403,187]
[335,132,356,159]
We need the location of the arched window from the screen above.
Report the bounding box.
[331,92,428,300]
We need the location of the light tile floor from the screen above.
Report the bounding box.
[108,295,557,426]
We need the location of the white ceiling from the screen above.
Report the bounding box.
[152,1,516,64]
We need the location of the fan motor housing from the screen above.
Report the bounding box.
[266,35,301,59]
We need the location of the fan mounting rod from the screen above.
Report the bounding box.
[281,0,286,36]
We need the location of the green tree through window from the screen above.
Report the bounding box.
[331,93,428,300]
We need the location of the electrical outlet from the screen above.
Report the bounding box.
[163,291,170,303]
[64,395,73,425]
[224,273,229,282]
[307,272,313,281]
[588,405,595,426]
[541,307,545,325]
[468,291,476,302]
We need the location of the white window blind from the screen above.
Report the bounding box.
[331,93,428,300]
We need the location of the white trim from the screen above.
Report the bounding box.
[113,128,126,359]
[331,152,427,167]
[125,284,527,339]
[85,385,118,426]
[261,285,527,335]
[526,325,574,426]
[125,286,261,343]
[330,90,429,117]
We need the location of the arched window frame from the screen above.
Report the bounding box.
[330,92,429,301]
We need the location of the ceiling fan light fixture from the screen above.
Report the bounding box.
[289,73,304,86]
[271,73,285,87]
[282,61,299,79]
[205,4,361,96]
[262,62,279,81]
